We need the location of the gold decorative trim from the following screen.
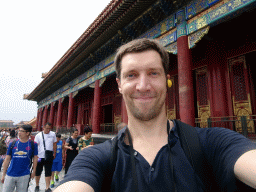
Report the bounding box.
[187,0,230,24]
[72,91,79,98]
[89,77,106,88]
[188,26,210,49]
[158,28,177,41]
[229,55,245,66]
[166,42,177,55]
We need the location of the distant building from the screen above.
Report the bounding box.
[26,117,37,131]
[0,120,14,128]
[15,121,29,128]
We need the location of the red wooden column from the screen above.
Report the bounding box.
[39,108,44,131]
[53,109,58,128]
[49,102,55,126]
[207,41,229,118]
[176,9,195,126]
[36,109,40,131]
[37,108,43,131]
[77,103,83,125]
[67,93,74,129]
[56,98,63,131]
[92,80,101,133]
[76,103,83,134]
[42,105,48,127]
[121,98,128,124]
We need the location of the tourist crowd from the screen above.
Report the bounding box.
[0,123,94,192]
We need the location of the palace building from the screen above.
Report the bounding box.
[0,120,14,128]
[25,0,256,139]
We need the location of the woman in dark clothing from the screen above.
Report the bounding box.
[64,129,79,174]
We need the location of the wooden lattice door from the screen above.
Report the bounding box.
[195,68,210,128]
[229,56,254,133]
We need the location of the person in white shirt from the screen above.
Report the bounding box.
[34,122,57,192]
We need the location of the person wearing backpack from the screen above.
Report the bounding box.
[1,124,38,192]
[55,38,256,192]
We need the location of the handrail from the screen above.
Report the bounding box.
[195,115,256,139]
[100,123,116,134]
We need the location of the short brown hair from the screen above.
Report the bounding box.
[114,38,169,79]
[21,124,32,133]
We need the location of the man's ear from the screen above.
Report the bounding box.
[116,78,122,94]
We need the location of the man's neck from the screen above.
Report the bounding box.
[19,137,29,143]
[127,115,170,141]
[126,115,173,166]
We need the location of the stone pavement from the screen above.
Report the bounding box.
[0,168,65,192]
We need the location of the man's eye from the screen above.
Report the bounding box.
[150,72,158,76]
[127,74,135,78]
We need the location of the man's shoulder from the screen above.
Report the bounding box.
[196,126,239,137]
[49,131,56,135]
[194,126,255,153]
[34,132,42,141]
[35,131,42,137]
[80,139,113,157]
[174,120,246,144]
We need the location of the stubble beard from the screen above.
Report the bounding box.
[127,96,166,121]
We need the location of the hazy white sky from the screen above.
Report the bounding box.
[0,0,111,124]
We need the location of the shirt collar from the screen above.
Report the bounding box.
[170,120,179,139]
[117,126,127,140]
[117,120,179,141]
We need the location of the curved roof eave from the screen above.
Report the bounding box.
[27,0,159,101]
[27,0,124,100]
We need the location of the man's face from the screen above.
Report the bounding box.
[116,50,167,121]
[43,124,51,134]
[18,128,29,139]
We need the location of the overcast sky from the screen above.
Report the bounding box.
[0,0,111,124]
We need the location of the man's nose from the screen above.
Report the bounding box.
[136,75,150,91]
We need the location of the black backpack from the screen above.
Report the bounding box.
[103,120,254,192]
[0,139,7,155]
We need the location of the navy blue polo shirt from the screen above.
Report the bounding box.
[62,121,256,192]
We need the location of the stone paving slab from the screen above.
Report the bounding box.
[0,168,65,192]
